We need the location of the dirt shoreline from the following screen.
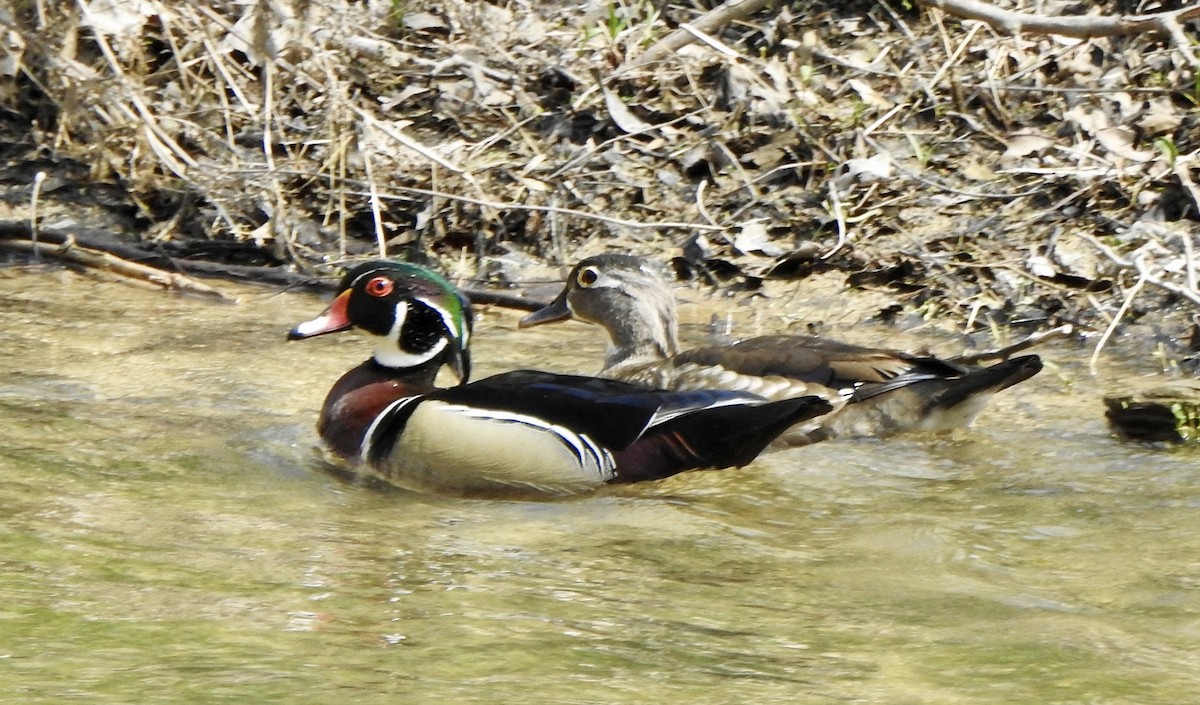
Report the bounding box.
[1,0,1197,371]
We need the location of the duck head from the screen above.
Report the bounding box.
[519,254,680,363]
[288,260,473,383]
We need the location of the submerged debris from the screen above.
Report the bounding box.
[1105,379,1200,443]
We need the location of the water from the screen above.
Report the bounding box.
[1,266,1198,704]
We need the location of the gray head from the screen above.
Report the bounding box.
[519,254,680,368]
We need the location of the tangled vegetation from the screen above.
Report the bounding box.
[1,0,1198,367]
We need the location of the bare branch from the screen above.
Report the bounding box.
[624,0,772,71]
[1090,274,1147,374]
[923,0,1200,38]
[625,0,1200,70]
[1078,232,1200,308]
[950,324,1075,365]
[0,237,238,303]
[923,0,1200,68]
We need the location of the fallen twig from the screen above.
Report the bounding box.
[0,237,238,303]
[624,0,772,70]
[950,323,1074,364]
[344,179,729,233]
[29,171,46,264]
[628,0,1200,69]
[1078,231,1200,308]
[1090,274,1147,375]
[0,221,548,311]
[924,0,1200,67]
[924,0,1200,38]
[821,180,849,260]
[1172,155,1200,221]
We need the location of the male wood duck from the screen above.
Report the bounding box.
[287,260,833,495]
[519,254,1044,445]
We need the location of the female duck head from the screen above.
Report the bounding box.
[519,254,680,363]
[288,260,473,383]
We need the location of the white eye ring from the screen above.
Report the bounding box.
[577,267,600,287]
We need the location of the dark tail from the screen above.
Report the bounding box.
[924,354,1043,411]
[612,396,834,483]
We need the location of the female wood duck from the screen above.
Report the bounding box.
[518,254,1044,445]
[287,260,832,495]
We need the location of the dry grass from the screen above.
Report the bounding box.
[2,0,1199,360]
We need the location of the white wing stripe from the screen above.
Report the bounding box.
[648,395,763,427]
[361,395,424,461]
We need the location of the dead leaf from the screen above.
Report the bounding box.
[847,78,891,108]
[380,85,431,111]
[517,177,550,193]
[1096,126,1155,162]
[839,153,892,185]
[1051,237,1102,280]
[80,0,156,37]
[1026,252,1057,278]
[1,29,26,78]
[402,12,449,33]
[961,158,998,181]
[603,87,654,134]
[733,221,785,257]
[1109,91,1137,121]
[1002,134,1055,160]
[1064,105,1109,135]
[1060,43,1100,78]
[1138,98,1183,136]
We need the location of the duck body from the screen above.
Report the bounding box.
[290,260,831,496]
[520,254,1043,445]
[320,364,829,495]
[634,334,1043,442]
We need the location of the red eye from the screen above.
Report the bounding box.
[365,277,393,297]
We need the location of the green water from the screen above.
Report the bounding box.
[1,266,1197,704]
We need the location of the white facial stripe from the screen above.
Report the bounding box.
[388,300,407,339]
[350,267,389,288]
[372,301,448,369]
[418,297,467,347]
[590,272,622,288]
[374,337,448,369]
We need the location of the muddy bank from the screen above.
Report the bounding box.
[0,0,1197,370]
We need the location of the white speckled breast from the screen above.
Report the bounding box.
[611,359,844,403]
[603,360,851,448]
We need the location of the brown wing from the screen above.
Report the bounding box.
[673,334,967,389]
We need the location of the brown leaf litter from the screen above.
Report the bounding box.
[0,0,1197,372]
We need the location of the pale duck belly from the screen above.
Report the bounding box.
[368,401,617,495]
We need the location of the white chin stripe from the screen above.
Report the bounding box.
[374,337,448,369]
[370,299,459,370]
